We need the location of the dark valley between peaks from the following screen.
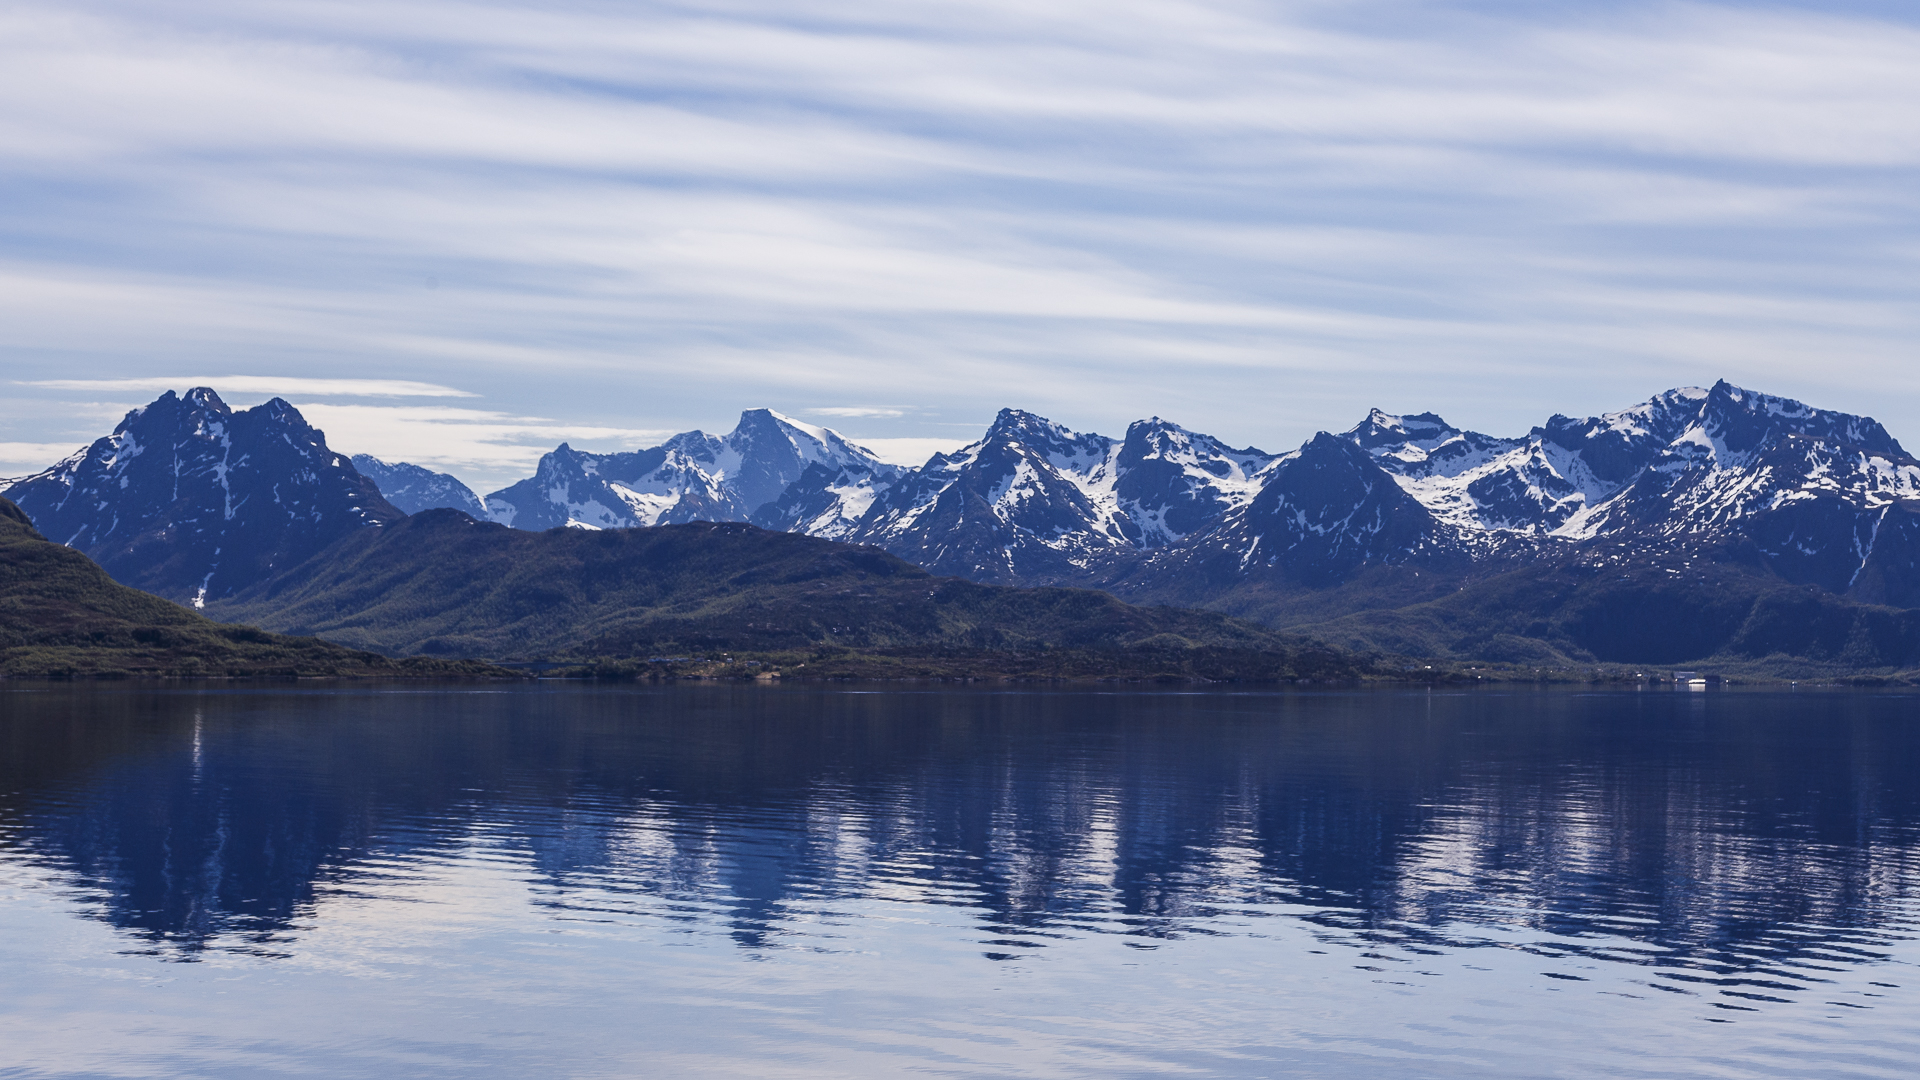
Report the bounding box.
[206,511,1359,680]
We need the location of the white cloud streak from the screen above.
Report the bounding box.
[295,403,668,490]
[854,436,976,467]
[0,443,87,477]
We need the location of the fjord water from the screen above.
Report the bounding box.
[1,686,1916,1079]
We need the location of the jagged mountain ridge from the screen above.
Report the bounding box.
[351,455,488,518]
[751,409,1278,585]
[1136,431,1478,595]
[1343,387,1711,536]
[483,409,901,531]
[1344,383,1919,547]
[1330,381,1920,597]
[1,389,398,605]
[755,380,1920,634]
[477,406,1277,585]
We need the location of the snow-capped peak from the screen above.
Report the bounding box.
[3,389,396,602]
[1346,409,1460,452]
[484,408,900,533]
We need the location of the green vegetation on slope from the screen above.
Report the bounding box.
[0,498,507,678]
[208,511,1361,679]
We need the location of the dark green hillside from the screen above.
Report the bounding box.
[208,511,1356,678]
[1291,554,1920,677]
[0,498,505,678]
[1121,561,1482,631]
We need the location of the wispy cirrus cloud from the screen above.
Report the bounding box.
[2,0,1919,488]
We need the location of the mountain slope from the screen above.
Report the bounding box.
[205,511,1343,670]
[0,498,496,678]
[749,460,900,540]
[1,389,399,605]
[351,455,487,517]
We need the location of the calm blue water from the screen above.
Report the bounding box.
[1,684,1917,1078]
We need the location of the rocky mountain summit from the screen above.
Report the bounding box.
[350,455,487,518]
[482,408,900,531]
[2,389,397,605]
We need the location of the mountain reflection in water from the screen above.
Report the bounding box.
[2,684,1918,1077]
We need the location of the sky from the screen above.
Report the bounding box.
[3,0,1918,493]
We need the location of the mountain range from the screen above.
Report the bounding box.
[7,381,1919,673]
[466,382,1920,615]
